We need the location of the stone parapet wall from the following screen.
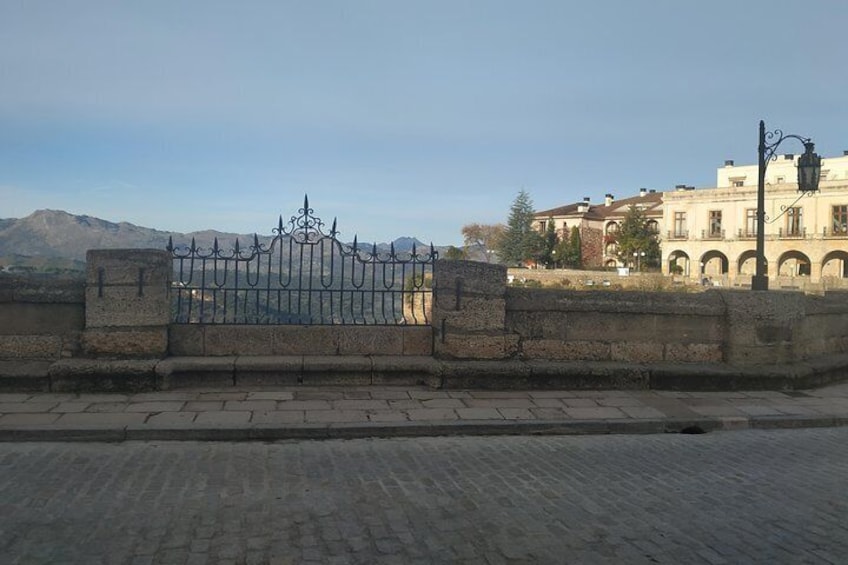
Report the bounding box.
[0,275,85,361]
[506,289,725,364]
[437,259,848,370]
[169,325,432,357]
[2,254,848,392]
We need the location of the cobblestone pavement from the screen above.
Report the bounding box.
[1,428,846,564]
[1,383,848,441]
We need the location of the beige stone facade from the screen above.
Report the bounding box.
[663,152,848,285]
[534,151,848,286]
[535,189,662,268]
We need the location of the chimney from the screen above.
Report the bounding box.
[649,189,656,194]
[724,159,734,166]
[639,188,647,197]
[604,193,614,206]
[577,197,590,213]
[843,150,848,156]
[784,154,794,160]
[675,184,686,191]
[686,186,695,190]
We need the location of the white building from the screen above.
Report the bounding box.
[662,151,848,285]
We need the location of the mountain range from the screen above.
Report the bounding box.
[0,210,436,272]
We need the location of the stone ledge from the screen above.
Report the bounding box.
[0,354,845,393]
[48,358,160,393]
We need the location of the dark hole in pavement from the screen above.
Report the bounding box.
[679,425,706,434]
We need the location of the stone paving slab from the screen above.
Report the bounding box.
[0,382,846,441]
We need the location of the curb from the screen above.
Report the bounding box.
[1,415,847,443]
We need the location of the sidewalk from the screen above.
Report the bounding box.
[1,382,847,442]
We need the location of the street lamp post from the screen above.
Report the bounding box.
[632,250,646,272]
[752,120,822,291]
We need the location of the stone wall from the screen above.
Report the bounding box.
[1,254,847,392]
[434,259,848,369]
[0,275,85,389]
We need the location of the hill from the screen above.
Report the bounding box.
[0,210,438,272]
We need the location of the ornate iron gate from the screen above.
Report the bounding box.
[168,197,437,325]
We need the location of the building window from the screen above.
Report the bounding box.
[709,210,722,237]
[776,176,785,184]
[833,205,848,235]
[673,212,686,237]
[786,207,802,236]
[732,180,744,187]
[646,220,659,234]
[605,221,619,235]
[745,208,757,237]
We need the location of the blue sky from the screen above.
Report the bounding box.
[1,1,846,246]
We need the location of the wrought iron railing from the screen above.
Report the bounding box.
[168,196,437,325]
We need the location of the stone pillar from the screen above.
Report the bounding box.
[431,260,517,359]
[721,290,806,366]
[810,261,822,283]
[82,249,171,358]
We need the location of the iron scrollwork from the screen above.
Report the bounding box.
[168,196,437,325]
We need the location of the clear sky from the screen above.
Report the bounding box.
[1,0,846,246]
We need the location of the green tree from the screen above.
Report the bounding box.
[615,206,660,270]
[566,225,582,268]
[553,225,581,268]
[539,219,559,268]
[444,245,466,260]
[497,190,539,266]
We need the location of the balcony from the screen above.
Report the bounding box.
[701,229,725,241]
[666,230,688,240]
[737,229,757,240]
[823,226,848,239]
[778,227,806,239]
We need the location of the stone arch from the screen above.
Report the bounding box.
[777,250,811,277]
[667,250,690,276]
[605,221,619,235]
[737,250,762,276]
[699,250,728,276]
[822,250,848,278]
[604,258,617,268]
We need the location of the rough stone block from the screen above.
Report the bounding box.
[82,327,168,358]
[204,325,274,356]
[664,342,724,363]
[371,355,441,385]
[0,303,85,335]
[48,358,159,392]
[403,327,433,356]
[337,327,403,355]
[506,310,569,340]
[234,355,302,386]
[520,339,611,361]
[301,355,372,385]
[273,326,339,355]
[435,297,506,332]
[0,335,62,359]
[7,277,85,304]
[565,312,661,342]
[168,325,205,356]
[85,285,171,328]
[610,342,664,363]
[432,260,507,301]
[435,333,519,360]
[86,249,172,285]
[155,356,235,389]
